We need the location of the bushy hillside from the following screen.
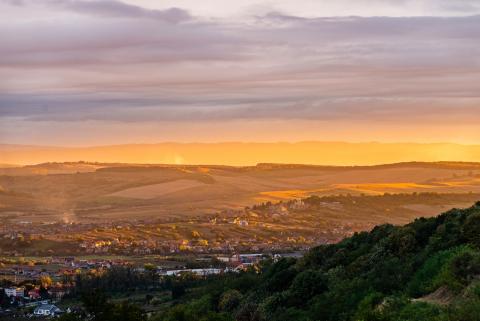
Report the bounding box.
[154,201,480,321]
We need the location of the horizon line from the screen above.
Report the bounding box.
[4,160,480,168]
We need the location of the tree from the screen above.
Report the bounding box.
[235,302,262,321]
[463,212,480,247]
[285,269,327,307]
[81,289,113,321]
[219,290,242,312]
[39,285,50,299]
[110,301,144,321]
[0,290,11,308]
[58,313,83,321]
[172,283,186,300]
[40,275,53,288]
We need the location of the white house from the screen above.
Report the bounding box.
[4,287,24,298]
[163,268,223,276]
[34,304,62,317]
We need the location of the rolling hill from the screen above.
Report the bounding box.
[1,161,480,223]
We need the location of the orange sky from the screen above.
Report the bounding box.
[2,142,480,166]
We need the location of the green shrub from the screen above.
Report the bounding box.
[408,246,468,296]
[433,246,480,292]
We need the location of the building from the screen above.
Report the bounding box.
[216,256,231,263]
[4,287,25,298]
[34,304,62,317]
[238,253,264,264]
[48,286,70,300]
[28,288,41,300]
[163,268,223,276]
[273,252,304,262]
[233,218,249,226]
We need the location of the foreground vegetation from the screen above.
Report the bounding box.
[55,201,480,320]
[150,201,480,321]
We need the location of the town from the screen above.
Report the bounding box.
[0,250,303,319]
[1,197,367,257]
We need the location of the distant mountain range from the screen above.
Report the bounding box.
[1,142,480,166]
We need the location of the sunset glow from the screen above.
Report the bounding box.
[3,3,480,318]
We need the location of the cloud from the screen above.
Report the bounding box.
[2,13,479,68]
[2,92,480,124]
[121,0,480,18]
[2,0,191,22]
[1,1,480,139]
[434,0,480,13]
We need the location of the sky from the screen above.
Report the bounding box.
[1,0,480,146]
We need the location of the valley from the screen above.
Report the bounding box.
[1,162,480,256]
[1,161,480,223]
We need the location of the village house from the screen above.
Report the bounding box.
[233,217,249,226]
[48,286,69,300]
[34,304,62,317]
[163,268,224,277]
[237,253,265,264]
[28,288,41,300]
[4,287,25,298]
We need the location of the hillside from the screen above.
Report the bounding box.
[4,193,480,257]
[152,202,480,321]
[1,161,480,223]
